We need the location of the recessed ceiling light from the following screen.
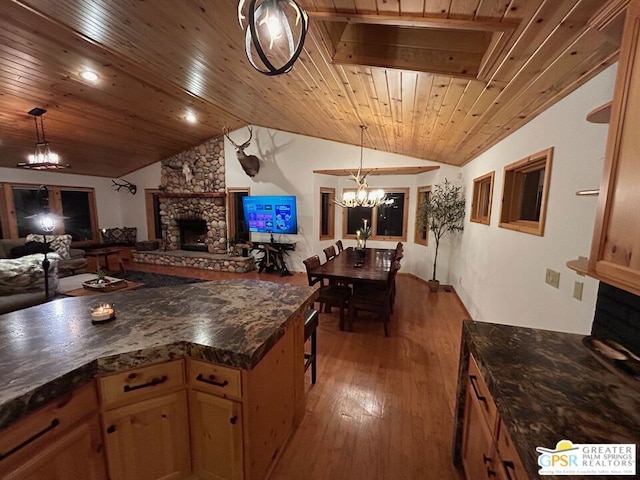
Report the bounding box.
[185,112,197,123]
[80,70,99,82]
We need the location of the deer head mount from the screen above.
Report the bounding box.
[111,179,137,195]
[224,126,261,177]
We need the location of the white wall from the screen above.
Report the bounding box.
[452,65,617,334]
[0,167,124,231]
[224,127,448,274]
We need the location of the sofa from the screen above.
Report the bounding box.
[0,237,88,315]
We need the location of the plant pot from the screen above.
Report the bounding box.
[427,279,440,293]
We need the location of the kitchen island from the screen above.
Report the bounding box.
[453,320,640,480]
[0,278,316,480]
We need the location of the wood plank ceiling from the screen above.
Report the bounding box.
[0,0,625,177]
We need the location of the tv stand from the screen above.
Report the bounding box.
[252,241,295,276]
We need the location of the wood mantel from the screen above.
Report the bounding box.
[158,192,226,198]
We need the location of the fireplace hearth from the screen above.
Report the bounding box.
[178,218,207,252]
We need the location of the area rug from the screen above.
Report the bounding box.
[113,271,206,289]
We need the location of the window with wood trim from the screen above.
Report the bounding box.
[145,189,163,241]
[227,188,250,242]
[1,183,99,244]
[470,172,494,225]
[499,147,553,236]
[319,187,335,240]
[414,186,431,245]
[342,188,409,241]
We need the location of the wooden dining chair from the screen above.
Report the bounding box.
[303,255,351,330]
[323,245,337,262]
[335,240,344,254]
[348,260,400,337]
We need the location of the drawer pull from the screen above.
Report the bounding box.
[483,454,492,465]
[503,460,515,480]
[123,375,168,392]
[230,416,238,425]
[469,375,486,403]
[196,373,229,388]
[106,425,117,434]
[486,466,496,477]
[0,418,60,460]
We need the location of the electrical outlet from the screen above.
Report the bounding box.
[545,268,560,288]
[573,281,584,301]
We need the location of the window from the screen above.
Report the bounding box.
[227,188,250,242]
[4,183,98,244]
[319,187,335,240]
[499,147,553,236]
[342,188,409,241]
[145,189,163,241]
[470,172,494,225]
[414,186,431,245]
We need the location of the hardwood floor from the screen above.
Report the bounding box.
[130,263,468,479]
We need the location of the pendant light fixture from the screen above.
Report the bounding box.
[334,125,387,208]
[17,108,69,170]
[238,0,309,76]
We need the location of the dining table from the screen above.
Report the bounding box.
[309,247,396,286]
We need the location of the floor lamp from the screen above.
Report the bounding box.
[37,186,56,300]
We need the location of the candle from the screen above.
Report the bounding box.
[91,303,115,322]
[363,219,368,229]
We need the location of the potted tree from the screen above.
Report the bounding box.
[417,179,465,292]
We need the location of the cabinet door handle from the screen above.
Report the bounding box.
[469,375,487,403]
[229,416,238,425]
[483,454,492,465]
[0,418,60,460]
[196,373,229,388]
[503,460,516,480]
[486,466,496,477]
[106,424,117,434]
[123,375,168,392]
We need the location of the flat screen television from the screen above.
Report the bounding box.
[242,195,298,234]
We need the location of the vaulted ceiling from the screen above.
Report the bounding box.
[0,0,626,177]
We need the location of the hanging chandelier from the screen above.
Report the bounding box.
[238,0,309,76]
[334,125,387,208]
[17,108,69,170]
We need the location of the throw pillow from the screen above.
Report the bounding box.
[10,241,52,258]
[0,253,60,295]
[102,227,137,245]
[25,234,72,260]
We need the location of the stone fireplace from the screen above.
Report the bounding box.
[158,137,228,254]
[132,135,254,273]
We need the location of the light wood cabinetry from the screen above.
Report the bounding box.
[188,359,244,480]
[461,355,527,480]
[590,0,640,296]
[0,382,107,480]
[98,360,191,480]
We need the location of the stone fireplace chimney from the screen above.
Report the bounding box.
[159,137,228,254]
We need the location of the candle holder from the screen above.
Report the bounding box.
[90,303,116,323]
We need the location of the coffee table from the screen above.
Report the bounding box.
[59,273,144,297]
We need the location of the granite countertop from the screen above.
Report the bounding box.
[0,279,316,430]
[455,320,640,480]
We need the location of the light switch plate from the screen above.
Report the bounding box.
[545,268,560,288]
[573,281,584,301]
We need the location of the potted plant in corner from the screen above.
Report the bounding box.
[417,179,465,292]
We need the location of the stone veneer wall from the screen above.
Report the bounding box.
[133,250,254,273]
[160,137,227,254]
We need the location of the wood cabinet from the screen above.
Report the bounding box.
[590,0,640,295]
[188,359,244,480]
[98,360,191,480]
[461,355,527,480]
[0,382,107,480]
[189,390,243,480]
